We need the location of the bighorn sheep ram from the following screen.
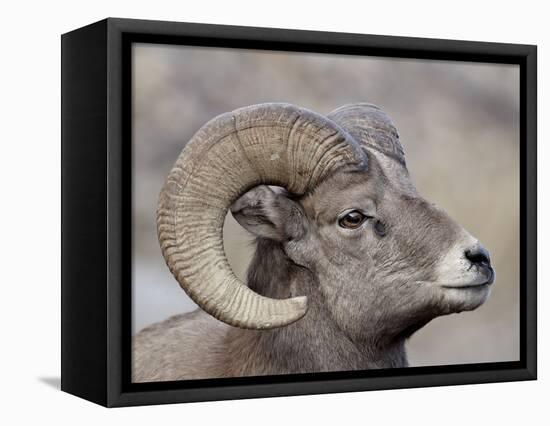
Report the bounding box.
[133,102,494,382]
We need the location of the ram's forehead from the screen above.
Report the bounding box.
[302,169,376,222]
[301,150,421,223]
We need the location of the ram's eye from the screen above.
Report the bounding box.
[338,211,368,229]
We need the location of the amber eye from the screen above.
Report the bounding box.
[338,210,368,229]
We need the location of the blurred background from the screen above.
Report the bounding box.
[132,43,519,367]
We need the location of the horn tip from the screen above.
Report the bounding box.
[253,296,309,330]
[288,295,308,321]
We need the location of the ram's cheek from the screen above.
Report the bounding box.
[284,235,317,268]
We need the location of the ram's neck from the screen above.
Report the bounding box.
[223,239,408,377]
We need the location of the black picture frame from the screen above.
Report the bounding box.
[61,17,537,407]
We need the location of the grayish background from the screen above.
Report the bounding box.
[132,43,519,367]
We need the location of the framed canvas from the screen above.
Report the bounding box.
[61,18,537,407]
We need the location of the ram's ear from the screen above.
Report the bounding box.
[230,185,307,242]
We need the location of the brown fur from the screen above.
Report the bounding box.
[133,154,492,382]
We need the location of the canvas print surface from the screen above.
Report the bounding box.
[131,43,519,383]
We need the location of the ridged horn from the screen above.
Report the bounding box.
[328,103,413,191]
[157,103,366,329]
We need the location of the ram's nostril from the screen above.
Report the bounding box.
[465,247,491,266]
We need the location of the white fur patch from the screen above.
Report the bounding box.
[435,233,489,287]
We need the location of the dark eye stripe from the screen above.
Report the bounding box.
[374,219,386,237]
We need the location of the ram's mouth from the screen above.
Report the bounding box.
[418,270,494,290]
[441,282,491,289]
[434,264,495,290]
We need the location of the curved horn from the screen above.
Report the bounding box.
[328,103,413,191]
[327,103,405,165]
[158,103,365,329]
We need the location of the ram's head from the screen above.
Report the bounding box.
[157,103,494,333]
